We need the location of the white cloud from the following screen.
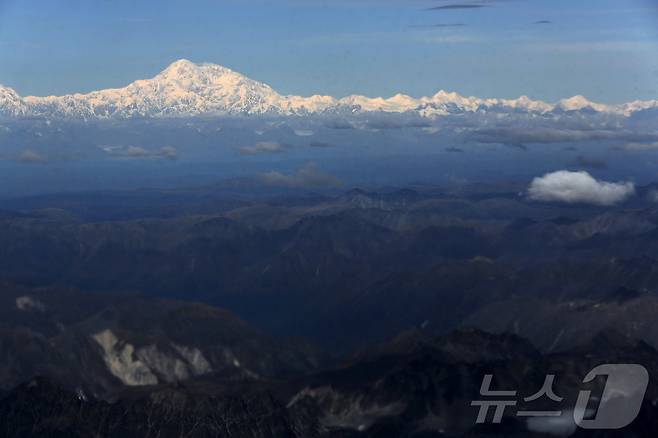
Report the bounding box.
[527,170,635,206]
[17,149,45,163]
[294,129,315,137]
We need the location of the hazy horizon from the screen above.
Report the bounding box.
[1,0,657,103]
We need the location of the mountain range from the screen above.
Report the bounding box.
[4,182,658,352]
[1,59,657,119]
[3,180,658,435]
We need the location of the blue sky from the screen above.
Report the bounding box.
[0,0,657,103]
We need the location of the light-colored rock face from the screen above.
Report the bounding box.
[288,386,405,432]
[92,330,158,386]
[91,329,212,386]
[15,296,46,312]
[1,59,655,119]
[173,344,213,375]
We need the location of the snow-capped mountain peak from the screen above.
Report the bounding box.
[151,59,276,96]
[158,58,212,78]
[557,95,611,112]
[0,85,29,117]
[0,60,656,119]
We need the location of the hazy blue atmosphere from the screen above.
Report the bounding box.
[1,0,657,102]
[0,0,657,199]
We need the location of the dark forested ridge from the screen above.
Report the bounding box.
[2,183,658,436]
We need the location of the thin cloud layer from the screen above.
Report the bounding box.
[528,170,635,206]
[102,145,178,160]
[573,155,608,170]
[240,141,287,155]
[473,127,657,146]
[17,149,46,164]
[261,162,342,188]
[409,23,466,28]
[623,141,658,151]
[648,190,658,203]
[427,4,487,10]
[309,141,337,148]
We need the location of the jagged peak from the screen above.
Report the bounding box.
[0,84,20,96]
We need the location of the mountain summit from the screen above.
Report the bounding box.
[21,59,313,118]
[0,59,655,119]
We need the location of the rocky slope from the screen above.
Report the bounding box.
[0,282,322,399]
[1,330,657,437]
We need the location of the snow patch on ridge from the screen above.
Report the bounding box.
[15,296,45,312]
[287,386,405,432]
